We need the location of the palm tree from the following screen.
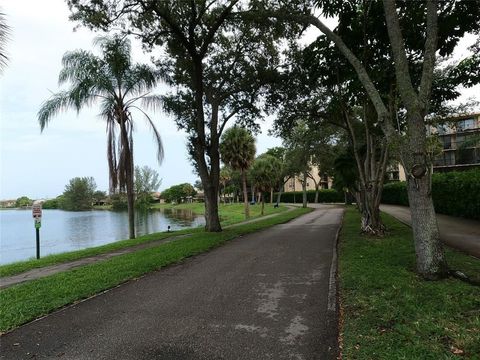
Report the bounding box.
[219,167,232,203]
[0,8,10,73]
[220,127,256,219]
[250,155,282,215]
[38,35,164,239]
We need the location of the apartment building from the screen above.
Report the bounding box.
[429,113,480,171]
[283,165,333,192]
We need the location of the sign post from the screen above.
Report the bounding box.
[32,203,42,259]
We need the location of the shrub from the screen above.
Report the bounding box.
[110,193,128,211]
[382,169,480,219]
[42,198,59,209]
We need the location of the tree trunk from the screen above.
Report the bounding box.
[302,171,308,208]
[261,195,265,216]
[204,183,222,232]
[276,185,283,204]
[314,184,320,203]
[251,185,255,203]
[358,187,385,236]
[241,170,250,219]
[270,188,273,204]
[406,175,447,279]
[118,117,135,239]
[402,112,448,278]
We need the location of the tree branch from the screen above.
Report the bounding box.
[418,0,439,112]
[382,0,419,111]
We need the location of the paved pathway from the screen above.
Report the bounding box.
[0,205,343,360]
[0,207,297,289]
[380,204,480,258]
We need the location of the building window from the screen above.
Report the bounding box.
[457,148,475,165]
[444,151,455,165]
[442,135,452,149]
[457,119,476,132]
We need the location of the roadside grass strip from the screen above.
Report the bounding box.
[339,207,480,359]
[0,204,288,278]
[0,228,199,278]
[0,207,310,332]
[152,202,288,226]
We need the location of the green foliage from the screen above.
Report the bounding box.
[161,183,196,204]
[110,193,128,211]
[340,207,480,359]
[92,191,107,203]
[42,197,60,209]
[250,154,282,192]
[270,189,343,203]
[382,169,480,219]
[134,165,162,209]
[333,150,358,193]
[59,177,96,211]
[15,196,32,208]
[220,127,256,172]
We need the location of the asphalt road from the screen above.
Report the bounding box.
[0,205,344,360]
[380,204,480,258]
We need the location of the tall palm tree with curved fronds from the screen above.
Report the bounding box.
[38,35,164,239]
[220,127,256,219]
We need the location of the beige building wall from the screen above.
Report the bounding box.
[283,165,333,192]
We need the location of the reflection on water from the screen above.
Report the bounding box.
[0,208,205,265]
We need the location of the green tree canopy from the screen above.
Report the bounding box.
[60,177,96,211]
[135,165,162,209]
[161,183,196,204]
[15,196,32,208]
[250,154,282,214]
[220,126,256,218]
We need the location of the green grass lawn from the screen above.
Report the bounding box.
[0,203,288,278]
[151,201,288,226]
[0,206,310,332]
[339,207,480,359]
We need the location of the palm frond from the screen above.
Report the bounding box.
[131,105,164,164]
[138,94,164,112]
[38,92,80,131]
[0,9,10,73]
[123,63,161,97]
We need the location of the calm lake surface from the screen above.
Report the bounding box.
[0,208,205,265]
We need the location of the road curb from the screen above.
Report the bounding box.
[326,208,344,359]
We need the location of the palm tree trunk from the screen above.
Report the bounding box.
[119,116,135,239]
[241,170,250,218]
[302,171,308,208]
[270,188,273,204]
[261,195,265,216]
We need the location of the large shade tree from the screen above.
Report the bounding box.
[38,35,164,239]
[220,126,256,219]
[262,0,480,279]
[67,0,287,232]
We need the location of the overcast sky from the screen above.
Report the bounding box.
[0,1,478,200]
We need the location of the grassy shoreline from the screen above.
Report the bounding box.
[339,207,480,359]
[0,206,310,332]
[0,203,288,278]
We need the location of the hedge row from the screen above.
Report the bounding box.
[266,189,344,204]
[382,169,480,220]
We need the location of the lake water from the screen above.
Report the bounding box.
[0,208,205,265]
